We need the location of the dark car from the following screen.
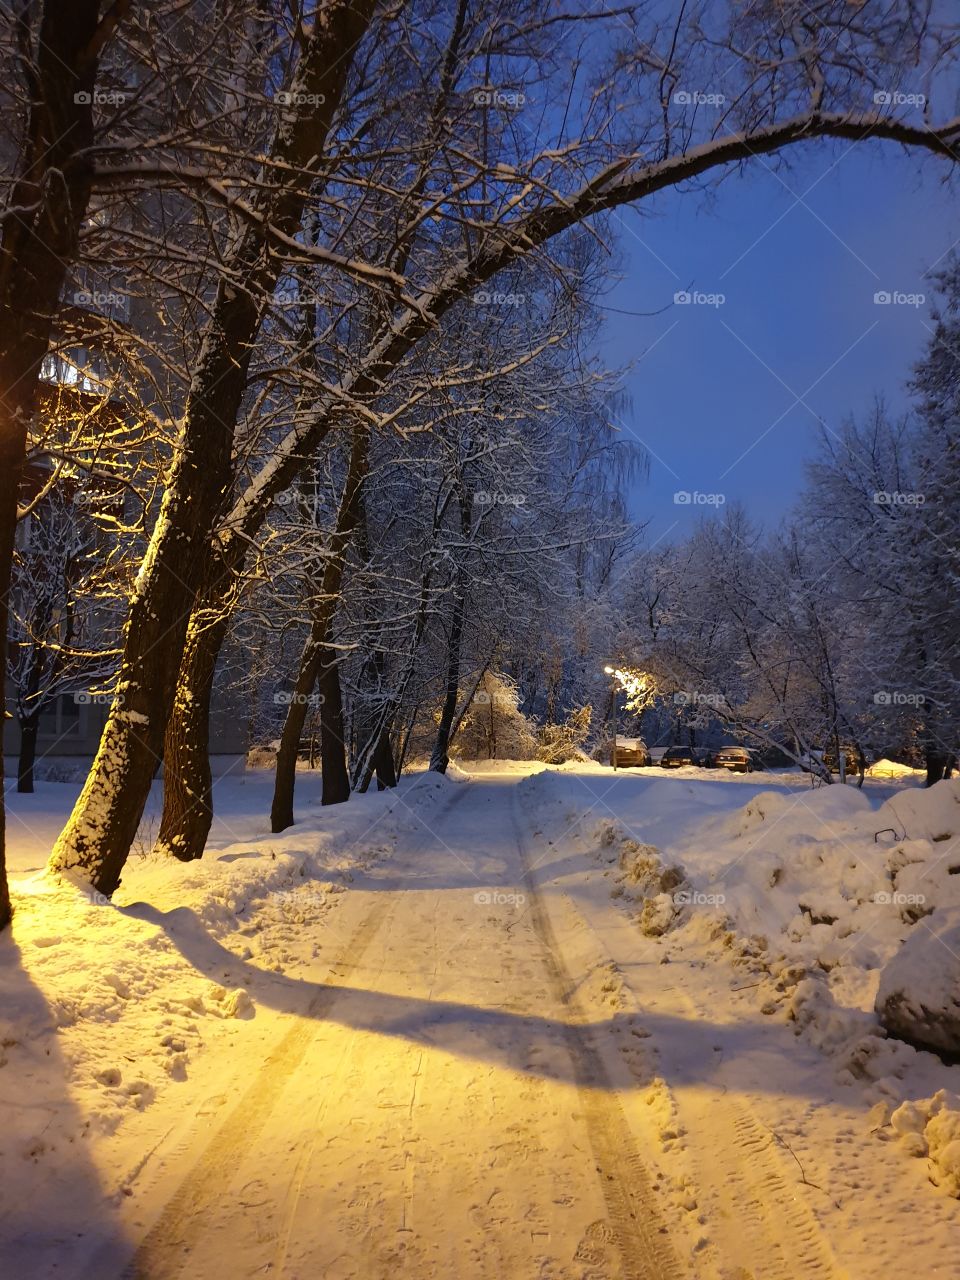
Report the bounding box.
[660,746,697,768]
[714,746,755,773]
[611,737,650,768]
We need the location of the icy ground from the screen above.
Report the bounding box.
[2,763,960,1278]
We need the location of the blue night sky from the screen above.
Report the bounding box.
[598,139,957,545]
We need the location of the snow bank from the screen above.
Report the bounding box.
[876,910,960,1055]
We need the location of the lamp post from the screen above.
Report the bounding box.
[604,665,617,769]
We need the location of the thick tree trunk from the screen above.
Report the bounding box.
[17,717,40,795]
[48,3,377,894]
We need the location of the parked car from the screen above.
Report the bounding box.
[714,746,755,773]
[611,737,650,768]
[660,745,698,768]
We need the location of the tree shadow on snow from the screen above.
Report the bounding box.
[0,932,133,1278]
[122,899,830,1101]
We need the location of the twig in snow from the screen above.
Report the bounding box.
[767,1127,841,1209]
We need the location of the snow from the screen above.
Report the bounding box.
[877,909,960,1054]
[3,763,960,1277]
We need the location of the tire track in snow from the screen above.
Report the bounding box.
[512,793,683,1280]
[119,784,476,1280]
[120,890,398,1279]
[677,1070,847,1280]
[526,804,848,1280]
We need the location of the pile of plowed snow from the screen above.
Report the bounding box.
[517,765,960,1195]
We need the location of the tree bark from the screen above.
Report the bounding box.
[155,612,229,860]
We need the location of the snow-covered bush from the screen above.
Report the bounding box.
[536,704,592,764]
[453,672,538,761]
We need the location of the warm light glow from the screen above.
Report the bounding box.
[605,664,661,712]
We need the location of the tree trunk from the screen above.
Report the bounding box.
[430,483,472,775]
[925,744,951,787]
[430,585,466,775]
[155,614,228,860]
[373,730,398,790]
[271,426,368,830]
[317,645,350,804]
[396,708,419,780]
[17,717,41,795]
[270,627,325,831]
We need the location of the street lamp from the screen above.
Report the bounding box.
[604,665,618,768]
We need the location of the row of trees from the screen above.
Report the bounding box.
[612,267,960,784]
[3,0,960,924]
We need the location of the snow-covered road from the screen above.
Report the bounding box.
[117,779,682,1280]
[4,765,960,1278]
